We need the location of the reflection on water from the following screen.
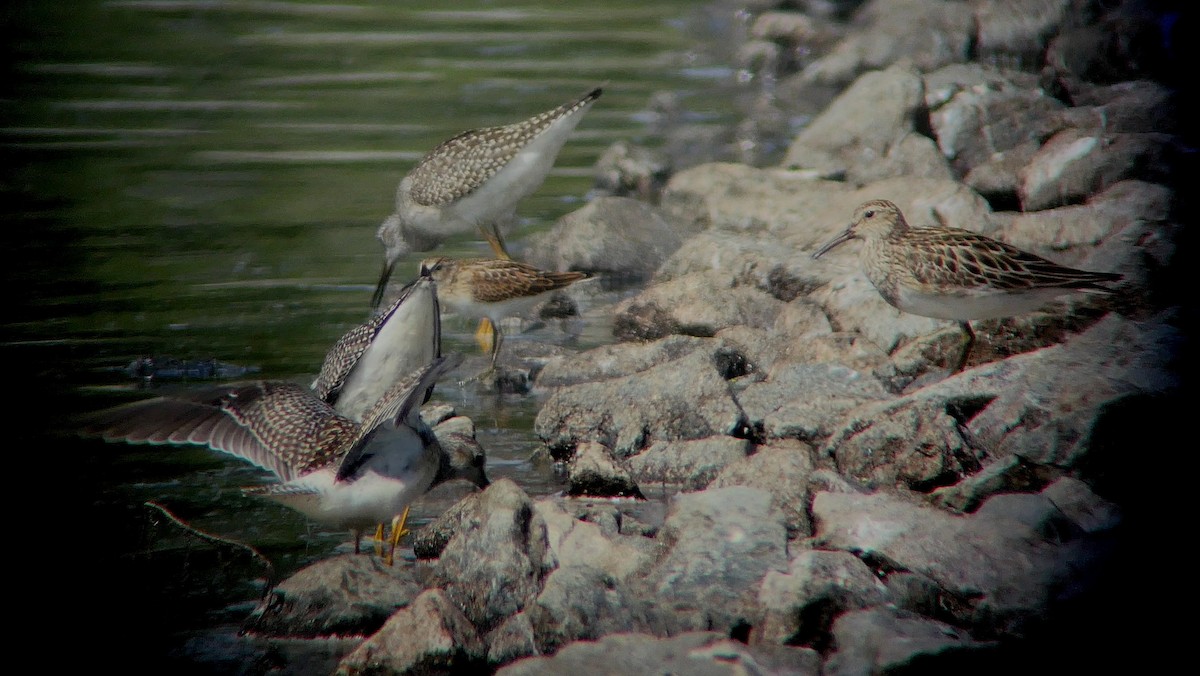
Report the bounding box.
[6,0,745,667]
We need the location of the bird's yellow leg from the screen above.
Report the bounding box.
[474,318,496,355]
[372,523,386,557]
[384,505,412,567]
[472,223,509,358]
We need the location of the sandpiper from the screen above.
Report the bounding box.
[420,256,589,371]
[314,271,441,423]
[371,86,603,309]
[811,199,1122,372]
[82,354,466,565]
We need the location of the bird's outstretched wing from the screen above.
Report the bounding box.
[79,381,356,482]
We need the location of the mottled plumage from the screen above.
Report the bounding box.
[812,199,1121,370]
[314,272,440,423]
[372,86,602,308]
[81,355,466,561]
[420,256,589,369]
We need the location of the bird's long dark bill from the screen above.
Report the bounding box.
[812,228,855,260]
[371,260,396,309]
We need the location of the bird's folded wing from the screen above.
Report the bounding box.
[335,353,463,481]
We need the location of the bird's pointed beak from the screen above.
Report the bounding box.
[812,227,855,260]
[371,259,396,309]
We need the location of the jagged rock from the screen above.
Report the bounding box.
[337,589,487,675]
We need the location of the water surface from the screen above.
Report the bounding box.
[5,0,748,667]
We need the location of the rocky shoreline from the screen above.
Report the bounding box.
[239,1,1188,673]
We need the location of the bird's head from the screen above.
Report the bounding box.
[812,199,905,259]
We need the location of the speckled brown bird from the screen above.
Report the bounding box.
[80,354,465,564]
[420,256,589,370]
[371,86,602,309]
[812,199,1121,371]
[314,271,440,423]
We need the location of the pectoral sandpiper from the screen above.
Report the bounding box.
[811,199,1122,372]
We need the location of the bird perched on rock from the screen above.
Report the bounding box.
[80,354,469,565]
[811,199,1122,372]
[420,256,590,373]
[371,86,603,309]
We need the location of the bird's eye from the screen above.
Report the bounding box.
[864,209,876,219]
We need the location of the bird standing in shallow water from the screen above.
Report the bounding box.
[420,256,589,374]
[371,86,603,310]
[811,199,1122,372]
[81,354,467,565]
[315,271,441,423]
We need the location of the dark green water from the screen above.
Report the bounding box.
[3,1,748,669]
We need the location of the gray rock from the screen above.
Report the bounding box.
[591,140,671,202]
[535,334,715,389]
[709,439,818,538]
[611,270,786,340]
[930,81,1068,175]
[812,485,1120,638]
[522,196,687,284]
[243,555,421,638]
[974,0,1070,69]
[628,436,752,490]
[659,162,853,238]
[758,549,889,645]
[534,348,748,458]
[737,362,892,442]
[497,631,820,676]
[337,588,487,674]
[566,441,645,499]
[1002,180,1173,254]
[827,396,982,492]
[515,564,668,658]
[800,0,974,87]
[535,497,655,581]
[824,606,999,675]
[635,486,789,633]
[1018,128,1174,211]
[785,65,951,184]
[428,479,554,630]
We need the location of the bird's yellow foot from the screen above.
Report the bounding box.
[373,523,386,557]
[384,506,412,567]
[474,318,496,355]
